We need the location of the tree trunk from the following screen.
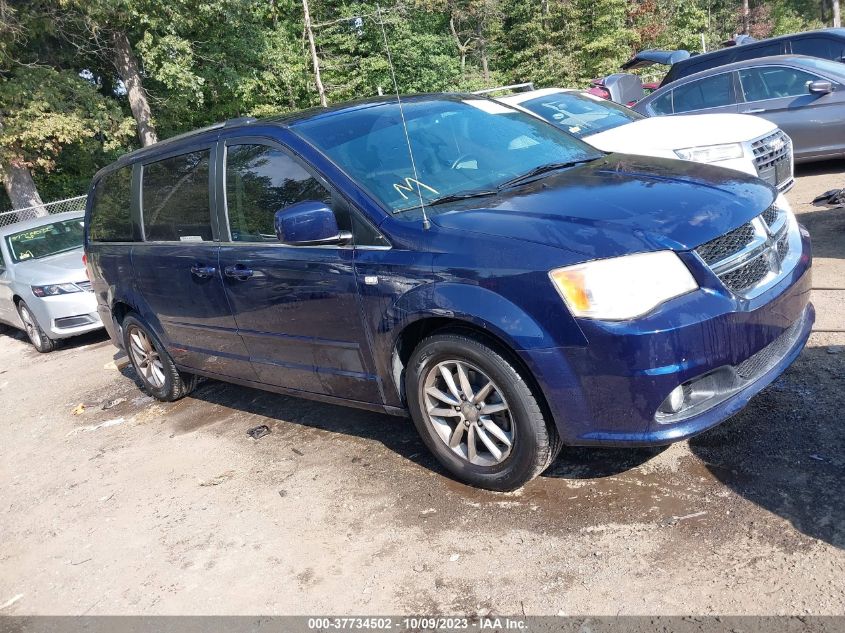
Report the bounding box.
[449,16,472,78]
[1,158,46,219]
[834,0,841,27]
[302,0,327,107]
[112,30,158,147]
[741,0,750,34]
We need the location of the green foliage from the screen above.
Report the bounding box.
[1,0,841,207]
[0,67,135,171]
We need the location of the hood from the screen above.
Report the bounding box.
[13,248,87,284]
[584,113,778,151]
[430,154,776,260]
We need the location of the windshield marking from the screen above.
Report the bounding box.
[393,177,439,200]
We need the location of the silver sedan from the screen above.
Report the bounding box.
[0,212,102,352]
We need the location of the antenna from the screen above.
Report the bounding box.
[376,4,431,230]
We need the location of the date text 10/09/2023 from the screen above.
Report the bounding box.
[306,617,529,631]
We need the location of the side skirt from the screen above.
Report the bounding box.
[176,364,409,418]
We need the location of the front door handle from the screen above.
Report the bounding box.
[190,264,217,279]
[224,264,254,280]
[741,108,765,114]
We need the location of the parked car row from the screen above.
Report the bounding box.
[634,55,845,164]
[591,28,845,165]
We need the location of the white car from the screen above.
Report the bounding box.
[498,88,794,192]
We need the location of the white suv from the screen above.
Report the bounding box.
[499,88,794,192]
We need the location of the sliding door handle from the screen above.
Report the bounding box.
[190,264,217,279]
[224,264,254,280]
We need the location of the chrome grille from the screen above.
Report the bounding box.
[751,130,793,191]
[761,206,778,227]
[695,204,794,298]
[720,253,771,292]
[695,223,755,265]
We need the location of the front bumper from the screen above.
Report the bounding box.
[520,227,813,446]
[27,291,103,339]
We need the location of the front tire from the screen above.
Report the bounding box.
[406,332,561,491]
[17,301,55,353]
[122,313,197,401]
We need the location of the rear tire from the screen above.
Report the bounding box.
[406,332,560,491]
[17,301,55,353]
[122,313,197,401]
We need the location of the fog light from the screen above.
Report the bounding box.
[660,385,685,414]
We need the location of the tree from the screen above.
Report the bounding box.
[0,68,134,215]
[834,0,841,27]
[57,0,159,146]
[302,0,328,106]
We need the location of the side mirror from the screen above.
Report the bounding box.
[274,201,352,247]
[808,80,833,95]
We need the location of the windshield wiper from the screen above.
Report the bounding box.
[497,158,598,190]
[415,189,499,208]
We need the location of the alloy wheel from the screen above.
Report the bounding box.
[128,327,166,390]
[422,359,514,466]
[19,306,41,348]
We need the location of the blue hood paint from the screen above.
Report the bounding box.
[431,154,776,259]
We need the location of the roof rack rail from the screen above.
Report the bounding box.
[222,116,258,127]
[472,82,535,96]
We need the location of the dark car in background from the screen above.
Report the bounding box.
[633,55,845,163]
[85,94,812,491]
[657,28,845,86]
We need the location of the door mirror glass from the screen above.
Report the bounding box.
[274,201,352,246]
[808,79,833,95]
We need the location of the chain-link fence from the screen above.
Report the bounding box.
[0,195,87,229]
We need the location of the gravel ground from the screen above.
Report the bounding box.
[0,161,843,616]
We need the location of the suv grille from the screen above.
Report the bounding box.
[695,204,793,296]
[751,130,793,191]
[695,223,755,265]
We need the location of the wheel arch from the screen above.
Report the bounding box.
[390,316,556,429]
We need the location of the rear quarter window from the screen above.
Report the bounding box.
[141,150,212,242]
[89,166,134,242]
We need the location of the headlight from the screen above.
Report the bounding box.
[549,251,699,320]
[31,283,81,297]
[674,143,744,163]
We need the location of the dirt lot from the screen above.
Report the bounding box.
[1,163,844,616]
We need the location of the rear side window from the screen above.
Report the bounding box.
[671,73,735,113]
[649,90,674,115]
[142,150,212,242]
[89,166,133,242]
[790,37,843,60]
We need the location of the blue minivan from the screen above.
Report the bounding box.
[85,94,813,490]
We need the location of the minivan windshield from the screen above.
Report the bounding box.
[5,218,84,263]
[518,92,643,138]
[293,96,602,213]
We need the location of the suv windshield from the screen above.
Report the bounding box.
[5,218,84,263]
[293,96,602,213]
[518,92,643,137]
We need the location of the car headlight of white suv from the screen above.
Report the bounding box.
[674,142,744,163]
